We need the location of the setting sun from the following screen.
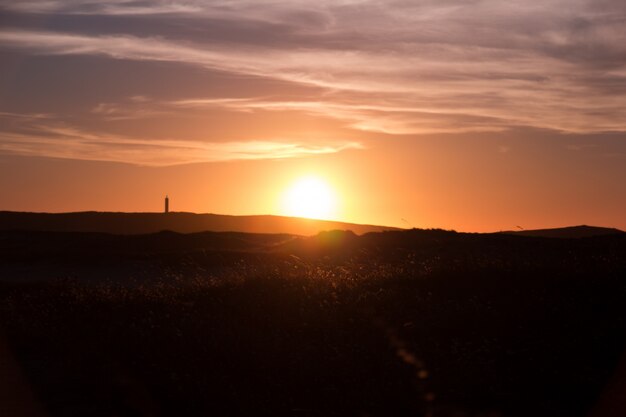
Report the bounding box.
[282,176,337,220]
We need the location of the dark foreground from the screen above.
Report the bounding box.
[1,229,626,417]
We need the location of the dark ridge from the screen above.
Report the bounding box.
[0,211,400,236]
[502,225,624,238]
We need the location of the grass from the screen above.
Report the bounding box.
[1,230,625,417]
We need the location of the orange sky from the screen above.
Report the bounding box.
[0,1,625,231]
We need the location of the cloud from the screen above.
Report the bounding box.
[0,0,625,165]
[0,1,202,15]
[92,100,169,121]
[0,115,363,165]
[0,18,624,135]
[565,143,597,151]
[171,97,510,134]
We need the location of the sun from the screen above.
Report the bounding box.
[282,176,337,220]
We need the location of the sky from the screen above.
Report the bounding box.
[0,0,625,231]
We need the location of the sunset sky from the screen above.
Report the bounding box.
[0,1,625,231]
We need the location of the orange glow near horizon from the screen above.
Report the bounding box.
[0,1,625,232]
[281,176,338,220]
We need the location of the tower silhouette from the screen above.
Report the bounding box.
[165,195,169,213]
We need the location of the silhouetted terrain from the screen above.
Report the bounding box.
[1,229,625,417]
[0,211,399,235]
[504,225,624,238]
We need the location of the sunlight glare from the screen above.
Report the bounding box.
[282,176,337,220]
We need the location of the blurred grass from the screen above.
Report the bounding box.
[1,230,625,417]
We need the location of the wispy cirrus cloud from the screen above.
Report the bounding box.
[171,97,510,134]
[0,22,624,134]
[0,0,625,165]
[0,0,202,15]
[0,131,363,166]
[0,114,362,165]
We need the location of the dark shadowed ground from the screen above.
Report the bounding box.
[0,211,400,236]
[1,229,625,417]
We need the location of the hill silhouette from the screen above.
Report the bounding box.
[504,225,624,238]
[0,211,400,236]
